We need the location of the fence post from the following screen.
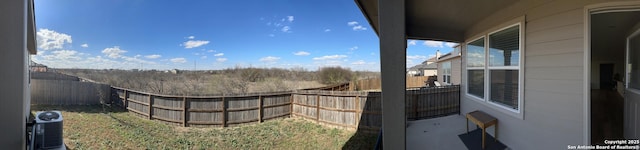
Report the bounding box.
[183,96,188,127]
[355,94,360,129]
[413,94,418,120]
[148,94,153,120]
[316,94,320,123]
[258,95,263,122]
[222,94,227,127]
[457,85,461,115]
[124,89,129,109]
[289,92,294,117]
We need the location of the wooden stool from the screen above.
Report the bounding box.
[466,110,498,149]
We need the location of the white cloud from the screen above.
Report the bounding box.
[293,51,310,56]
[259,56,280,62]
[313,55,347,60]
[83,56,120,68]
[216,58,227,62]
[347,21,367,31]
[351,60,366,65]
[183,40,210,48]
[408,40,417,46]
[201,56,207,59]
[351,60,376,65]
[407,55,428,60]
[352,25,367,31]
[423,40,444,48]
[268,34,275,37]
[287,16,294,22]
[315,60,344,67]
[81,44,89,48]
[101,46,127,58]
[281,26,291,33]
[170,57,187,63]
[42,50,81,61]
[445,42,458,47]
[214,53,224,57]
[207,50,215,53]
[187,36,195,39]
[145,54,161,59]
[324,29,331,32]
[406,55,428,66]
[37,29,72,50]
[122,56,155,64]
[349,46,359,51]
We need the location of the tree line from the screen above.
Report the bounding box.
[57,67,379,96]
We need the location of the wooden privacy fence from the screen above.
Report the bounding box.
[111,85,460,130]
[31,79,110,105]
[291,85,460,131]
[111,87,293,127]
[353,76,430,90]
[301,82,351,91]
[31,72,80,81]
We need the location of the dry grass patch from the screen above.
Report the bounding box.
[31,105,376,149]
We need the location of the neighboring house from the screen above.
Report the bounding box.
[167,69,180,74]
[407,60,437,76]
[356,0,640,149]
[436,45,462,85]
[407,50,440,76]
[30,61,48,72]
[1,0,37,149]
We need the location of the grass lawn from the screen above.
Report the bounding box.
[31,105,377,150]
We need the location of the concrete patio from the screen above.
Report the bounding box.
[407,114,505,150]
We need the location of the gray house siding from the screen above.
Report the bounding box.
[437,57,461,85]
[460,0,637,149]
[0,0,31,149]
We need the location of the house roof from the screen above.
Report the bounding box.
[354,0,519,42]
[436,52,461,62]
[426,57,437,62]
[408,62,437,71]
[31,63,46,67]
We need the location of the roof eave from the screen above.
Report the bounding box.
[27,0,37,55]
[436,55,461,62]
[354,0,379,36]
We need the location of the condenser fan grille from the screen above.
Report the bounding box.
[37,111,60,121]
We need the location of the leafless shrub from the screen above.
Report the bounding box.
[210,74,249,94]
[318,67,353,85]
[240,67,264,82]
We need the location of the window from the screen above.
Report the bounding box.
[467,38,485,98]
[629,30,640,90]
[488,25,520,110]
[442,61,451,84]
[466,24,522,111]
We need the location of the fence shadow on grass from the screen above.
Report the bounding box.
[30,104,128,114]
[342,92,381,149]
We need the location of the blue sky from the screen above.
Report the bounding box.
[33,0,455,71]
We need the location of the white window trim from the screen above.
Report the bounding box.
[487,23,523,113]
[443,61,452,84]
[464,21,525,116]
[627,25,640,91]
[465,36,487,102]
